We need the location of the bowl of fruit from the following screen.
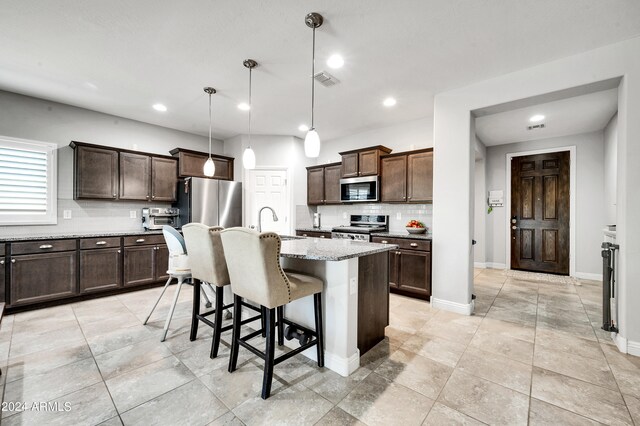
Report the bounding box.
[406,220,427,234]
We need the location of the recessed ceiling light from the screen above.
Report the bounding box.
[383,97,397,107]
[152,103,167,112]
[298,124,309,132]
[327,54,344,69]
[237,102,250,111]
[529,114,545,122]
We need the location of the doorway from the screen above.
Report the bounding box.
[244,168,290,234]
[508,149,572,275]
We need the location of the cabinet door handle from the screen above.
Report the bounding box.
[136,238,145,243]
[0,260,4,265]
[410,243,418,248]
[152,195,156,200]
[96,241,107,245]
[397,251,402,255]
[320,235,325,238]
[117,249,121,254]
[302,234,308,237]
[146,195,150,199]
[11,259,16,263]
[381,240,388,244]
[113,193,117,198]
[39,244,53,249]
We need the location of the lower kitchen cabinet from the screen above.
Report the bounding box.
[372,236,431,300]
[80,247,122,293]
[154,244,170,282]
[124,243,169,287]
[10,251,77,306]
[296,230,332,239]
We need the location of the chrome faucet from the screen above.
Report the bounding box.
[257,206,279,232]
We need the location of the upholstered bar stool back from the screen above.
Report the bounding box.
[182,223,229,287]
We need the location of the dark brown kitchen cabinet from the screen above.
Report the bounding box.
[10,251,77,306]
[170,148,234,181]
[407,150,433,203]
[0,244,5,303]
[72,143,119,200]
[380,148,433,204]
[80,247,122,293]
[306,162,342,205]
[372,236,431,300]
[120,152,151,201]
[381,155,407,202]
[123,240,169,287]
[339,146,392,178]
[151,157,178,202]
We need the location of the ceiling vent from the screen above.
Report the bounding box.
[314,71,340,87]
[527,123,546,130]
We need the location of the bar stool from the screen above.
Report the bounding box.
[220,227,325,399]
[144,226,198,342]
[182,223,262,358]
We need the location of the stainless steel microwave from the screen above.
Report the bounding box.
[340,176,379,203]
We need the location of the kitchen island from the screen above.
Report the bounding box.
[275,237,397,377]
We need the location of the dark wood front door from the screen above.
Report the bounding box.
[511,151,570,275]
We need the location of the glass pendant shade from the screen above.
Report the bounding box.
[203,157,215,177]
[304,129,321,158]
[242,147,256,169]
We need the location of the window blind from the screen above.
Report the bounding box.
[0,146,48,214]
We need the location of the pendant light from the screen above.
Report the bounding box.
[304,12,323,158]
[242,59,257,169]
[203,86,216,177]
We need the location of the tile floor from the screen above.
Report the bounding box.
[0,269,639,425]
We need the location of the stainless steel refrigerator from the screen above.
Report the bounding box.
[175,177,242,228]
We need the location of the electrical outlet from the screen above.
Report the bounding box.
[63,210,72,219]
[130,210,137,219]
[396,212,402,220]
[349,277,357,295]
[342,212,347,219]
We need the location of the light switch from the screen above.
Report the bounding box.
[396,212,402,220]
[349,277,357,295]
[130,210,137,219]
[63,210,72,219]
[343,212,347,219]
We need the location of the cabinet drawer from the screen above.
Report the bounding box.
[123,235,164,246]
[296,231,331,239]
[12,239,77,255]
[80,237,121,250]
[372,237,430,251]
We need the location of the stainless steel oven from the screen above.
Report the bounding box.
[142,207,180,230]
[340,176,379,203]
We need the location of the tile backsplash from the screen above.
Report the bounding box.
[0,199,171,237]
[307,203,433,232]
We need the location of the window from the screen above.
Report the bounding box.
[0,136,58,225]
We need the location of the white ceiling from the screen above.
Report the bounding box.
[1,1,639,141]
[475,89,619,146]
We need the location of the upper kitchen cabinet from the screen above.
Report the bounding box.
[71,142,119,200]
[306,162,342,205]
[339,146,392,178]
[380,148,433,203]
[119,152,151,201]
[71,141,178,202]
[170,148,234,181]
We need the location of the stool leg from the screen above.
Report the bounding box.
[161,277,185,342]
[210,286,224,359]
[260,306,267,338]
[261,308,276,399]
[314,292,324,368]
[190,279,201,341]
[276,306,284,346]
[144,276,173,325]
[200,283,212,308]
[228,295,242,373]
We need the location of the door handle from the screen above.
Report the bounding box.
[96,241,107,245]
[410,243,418,248]
[136,238,145,243]
[512,226,518,230]
[39,244,53,249]
[381,240,388,244]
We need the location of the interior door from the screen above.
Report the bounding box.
[245,169,289,234]
[511,151,570,275]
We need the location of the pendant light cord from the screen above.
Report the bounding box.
[208,92,212,159]
[248,67,252,146]
[311,26,316,129]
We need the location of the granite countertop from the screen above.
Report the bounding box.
[0,230,165,242]
[295,227,334,233]
[280,238,398,261]
[370,231,432,240]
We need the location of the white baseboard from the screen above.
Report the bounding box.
[628,340,640,357]
[486,262,506,269]
[474,262,487,269]
[574,272,603,281]
[321,350,361,377]
[431,297,474,315]
[613,332,627,353]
